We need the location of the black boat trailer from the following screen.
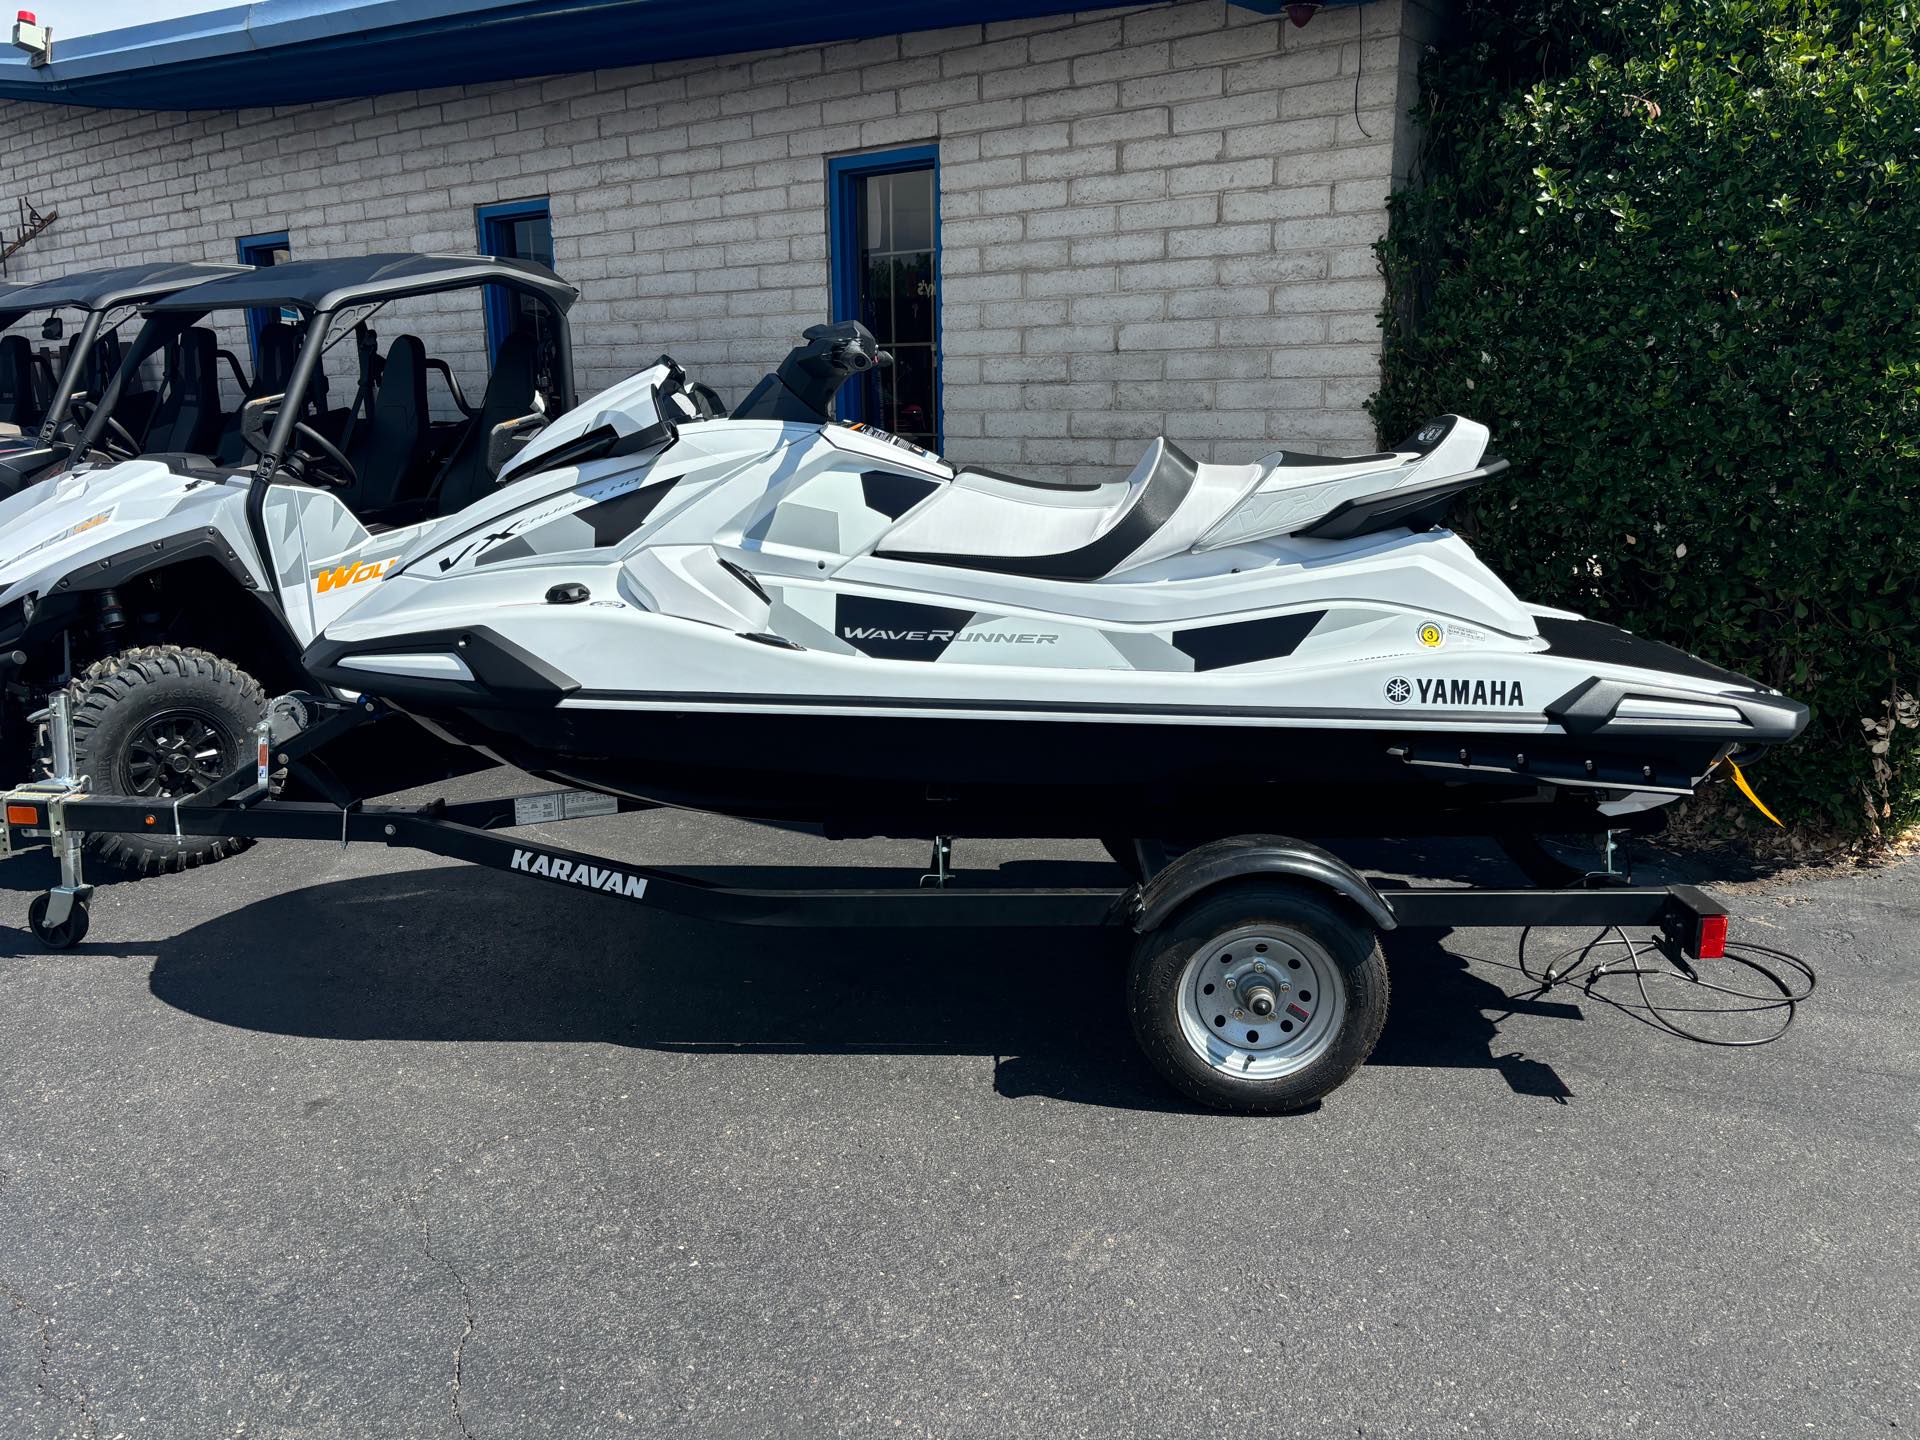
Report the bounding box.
[1,694,1731,1112]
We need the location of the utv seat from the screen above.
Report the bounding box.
[0,335,42,431]
[432,330,537,517]
[143,327,225,456]
[213,321,299,464]
[343,334,430,513]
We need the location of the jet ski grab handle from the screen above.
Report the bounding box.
[731,321,894,425]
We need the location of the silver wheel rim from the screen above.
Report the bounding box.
[1175,923,1347,1081]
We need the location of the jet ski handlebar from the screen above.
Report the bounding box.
[731,321,894,425]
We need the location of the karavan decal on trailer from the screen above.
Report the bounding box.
[510,848,649,898]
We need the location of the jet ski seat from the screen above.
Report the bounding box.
[0,335,42,431]
[877,437,1209,581]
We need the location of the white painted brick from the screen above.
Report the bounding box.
[1070,231,1165,264]
[1026,147,1119,181]
[1122,132,1225,170]
[1118,69,1226,110]
[1070,43,1172,86]
[1168,157,1274,194]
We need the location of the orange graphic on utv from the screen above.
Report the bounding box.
[314,557,398,592]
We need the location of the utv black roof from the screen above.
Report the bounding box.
[0,261,251,330]
[146,253,578,317]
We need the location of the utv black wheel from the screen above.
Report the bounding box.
[60,646,266,877]
[27,893,89,949]
[1127,882,1389,1114]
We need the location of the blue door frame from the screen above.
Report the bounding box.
[235,230,289,365]
[476,197,553,362]
[827,144,941,447]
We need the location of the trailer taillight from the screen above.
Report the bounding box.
[1694,911,1728,960]
[5,803,38,825]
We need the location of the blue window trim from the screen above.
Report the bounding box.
[235,230,289,365]
[827,144,940,448]
[476,197,553,363]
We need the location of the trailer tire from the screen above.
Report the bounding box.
[58,646,266,877]
[1128,882,1388,1113]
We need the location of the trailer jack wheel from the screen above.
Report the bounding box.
[1127,882,1389,1113]
[27,892,90,949]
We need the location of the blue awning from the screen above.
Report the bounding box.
[0,0,1149,110]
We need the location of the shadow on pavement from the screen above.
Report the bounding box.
[115,864,1587,1112]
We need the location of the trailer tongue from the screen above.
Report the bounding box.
[1,690,1734,1114]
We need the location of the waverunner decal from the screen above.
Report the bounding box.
[1386,676,1526,707]
[510,848,649,899]
[843,627,1059,645]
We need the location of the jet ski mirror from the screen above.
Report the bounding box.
[486,412,548,480]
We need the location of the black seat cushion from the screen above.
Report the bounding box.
[144,327,224,456]
[344,334,429,513]
[83,329,124,402]
[214,321,302,464]
[252,320,298,395]
[434,330,536,516]
[0,335,41,430]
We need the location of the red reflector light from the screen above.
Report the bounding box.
[17,12,35,23]
[5,803,39,825]
[1695,912,1728,960]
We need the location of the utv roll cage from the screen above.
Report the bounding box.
[0,261,251,486]
[76,252,578,543]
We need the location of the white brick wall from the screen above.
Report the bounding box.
[0,0,1437,480]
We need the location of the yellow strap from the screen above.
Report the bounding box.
[1727,758,1783,828]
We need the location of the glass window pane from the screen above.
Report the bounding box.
[846,161,938,443]
[891,171,933,253]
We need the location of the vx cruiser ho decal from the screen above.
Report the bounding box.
[1385,676,1526,707]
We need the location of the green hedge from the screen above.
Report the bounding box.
[1372,0,1920,837]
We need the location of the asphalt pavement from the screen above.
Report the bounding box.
[1,769,1915,1439]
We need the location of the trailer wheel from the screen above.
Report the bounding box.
[1127,882,1389,1113]
[27,893,89,949]
[58,646,266,876]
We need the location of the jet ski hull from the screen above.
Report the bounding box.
[368,693,1741,839]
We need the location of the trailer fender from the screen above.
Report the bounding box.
[1129,836,1396,935]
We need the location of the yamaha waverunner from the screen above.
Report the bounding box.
[305,322,1806,840]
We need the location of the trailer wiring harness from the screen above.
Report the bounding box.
[1516,926,1817,1047]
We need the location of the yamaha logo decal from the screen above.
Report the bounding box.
[1387,677,1527,707]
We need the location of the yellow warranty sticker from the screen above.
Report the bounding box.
[1417,622,1443,649]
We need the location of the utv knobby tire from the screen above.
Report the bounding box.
[1127,882,1389,1114]
[61,646,266,877]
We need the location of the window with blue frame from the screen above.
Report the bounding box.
[476,197,556,364]
[234,230,290,366]
[828,147,940,448]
